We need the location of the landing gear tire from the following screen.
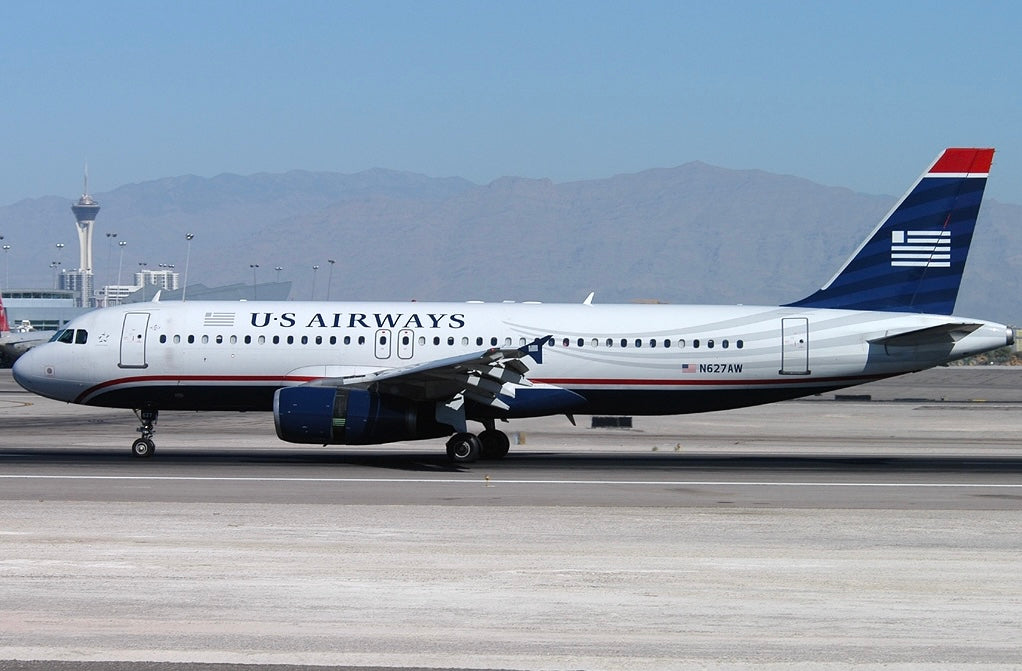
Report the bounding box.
[132,409,159,459]
[132,438,155,458]
[478,429,511,460]
[446,432,481,464]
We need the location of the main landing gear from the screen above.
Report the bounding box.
[445,424,512,464]
[131,409,159,458]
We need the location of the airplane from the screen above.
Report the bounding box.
[0,293,57,366]
[11,148,1014,462]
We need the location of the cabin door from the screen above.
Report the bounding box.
[779,317,810,375]
[119,312,150,369]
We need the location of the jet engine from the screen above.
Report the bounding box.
[274,386,451,445]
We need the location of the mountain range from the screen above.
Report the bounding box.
[2,162,1018,326]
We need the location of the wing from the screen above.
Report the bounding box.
[305,336,553,411]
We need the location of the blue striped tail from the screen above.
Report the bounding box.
[787,148,994,315]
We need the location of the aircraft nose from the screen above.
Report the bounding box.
[12,344,66,400]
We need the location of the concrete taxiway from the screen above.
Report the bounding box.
[1,368,1020,670]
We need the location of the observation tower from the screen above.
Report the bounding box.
[69,168,100,307]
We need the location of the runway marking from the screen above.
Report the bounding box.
[0,474,1020,488]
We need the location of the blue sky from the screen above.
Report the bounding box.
[2,0,1021,206]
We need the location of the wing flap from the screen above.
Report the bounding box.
[306,336,552,410]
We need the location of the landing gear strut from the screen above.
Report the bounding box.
[132,409,159,458]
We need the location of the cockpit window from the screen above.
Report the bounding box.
[75,330,88,344]
[56,329,74,344]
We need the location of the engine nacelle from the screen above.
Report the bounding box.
[274,386,452,445]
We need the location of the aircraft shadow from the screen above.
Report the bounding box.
[3,448,1022,475]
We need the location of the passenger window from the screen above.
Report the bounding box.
[244,335,251,344]
[635,339,642,348]
[490,337,498,346]
[358,336,366,345]
[188,335,195,344]
[174,335,181,344]
[737,340,744,349]
[461,337,469,346]
[621,338,627,347]
[159,334,167,344]
[591,338,599,347]
[315,336,322,345]
[649,339,656,348]
[664,339,671,348]
[344,336,351,345]
[433,337,440,345]
[329,336,336,345]
[258,335,266,344]
[563,338,570,347]
[578,338,585,347]
[286,335,294,345]
[693,339,700,348]
[448,337,455,346]
[230,335,238,344]
[201,335,209,344]
[722,339,729,349]
[678,339,686,348]
[606,338,614,347]
[300,335,308,345]
[216,335,223,344]
[707,339,714,349]
[476,337,483,346]
[272,335,280,344]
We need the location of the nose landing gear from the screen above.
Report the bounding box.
[131,409,159,458]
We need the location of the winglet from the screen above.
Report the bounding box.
[519,335,553,364]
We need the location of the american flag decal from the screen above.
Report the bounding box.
[681,363,696,373]
[891,230,951,268]
[203,312,236,327]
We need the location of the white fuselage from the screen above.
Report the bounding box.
[12,299,1012,417]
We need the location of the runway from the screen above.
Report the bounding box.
[1,368,1021,669]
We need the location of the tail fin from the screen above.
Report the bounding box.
[787,148,994,315]
[0,292,9,333]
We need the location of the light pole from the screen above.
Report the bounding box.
[249,264,259,300]
[326,259,336,301]
[138,262,148,302]
[275,266,283,283]
[182,233,194,301]
[116,241,127,304]
[2,243,10,290]
[311,265,319,300]
[50,261,59,289]
[105,232,117,303]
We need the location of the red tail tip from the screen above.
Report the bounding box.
[930,148,995,175]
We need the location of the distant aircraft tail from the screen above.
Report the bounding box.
[787,148,994,315]
[0,292,9,333]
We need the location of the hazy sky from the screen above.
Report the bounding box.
[2,0,1021,206]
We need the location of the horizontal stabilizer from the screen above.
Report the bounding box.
[868,322,982,347]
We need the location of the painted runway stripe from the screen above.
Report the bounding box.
[0,474,1019,488]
